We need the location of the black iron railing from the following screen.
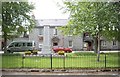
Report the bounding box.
[1,53,119,69]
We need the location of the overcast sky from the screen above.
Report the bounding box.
[29,0,69,19]
[29,0,118,19]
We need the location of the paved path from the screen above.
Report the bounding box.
[2,72,119,75]
[0,51,120,54]
[73,51,120,53]
[1,74,119,77]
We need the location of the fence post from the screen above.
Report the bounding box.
[104,53,106,69]
[22,55,25,68]
[63,55,65,70]
[50,54,52,70]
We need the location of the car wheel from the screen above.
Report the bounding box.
[7,50,13,54]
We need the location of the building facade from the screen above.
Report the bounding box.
[29,19,120,51]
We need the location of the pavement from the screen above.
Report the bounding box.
[72,51,120,53]
[1,70,120,77]
[1,72,120,77]
[0,50,120,54]
[1,69,120,75]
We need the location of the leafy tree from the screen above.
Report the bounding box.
[2,2,35,53]
[60,1,120,61]
[0,1,1,23]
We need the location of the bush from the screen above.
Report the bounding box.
[58,51,65,55]
[66,52,97,57]
[2,53,21,56]
[74,52,97,56]
[25,51,31,55]
[32,50,38,55]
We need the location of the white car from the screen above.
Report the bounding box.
[7,41,36,53]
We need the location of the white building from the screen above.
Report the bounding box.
[29,19,120,51]
[29,19,83,51]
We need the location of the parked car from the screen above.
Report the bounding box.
[7,41,36,53]
[52,47,72,53]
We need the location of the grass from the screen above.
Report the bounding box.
[1,52,119,69]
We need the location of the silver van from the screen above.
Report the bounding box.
[7,41,36,53]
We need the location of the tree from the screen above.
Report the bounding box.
[2,2,35,53]
[0,1,1,24]
[60,1,120,61]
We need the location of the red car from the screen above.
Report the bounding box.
[52,47,72,53]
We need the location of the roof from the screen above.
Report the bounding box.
[36,19,68,27]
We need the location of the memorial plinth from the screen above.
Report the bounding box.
[41,25,51,54]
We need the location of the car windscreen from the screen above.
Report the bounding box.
[8,43,14,48]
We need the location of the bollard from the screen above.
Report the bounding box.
[105,53,106,69]
[50,54,52,70]
[63,55,65,70]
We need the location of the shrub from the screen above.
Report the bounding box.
[2,53,21,56]
[74,52,97,56]
[58,51,65,55]
[32,50,38,55]
[25,51,31,55]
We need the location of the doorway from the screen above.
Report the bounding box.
[53,42,58,46]
[84,41,93,51]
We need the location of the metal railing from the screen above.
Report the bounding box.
[1,53,119,69]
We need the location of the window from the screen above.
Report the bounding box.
[84,32,89,37]
[22,43,26,46]
[39,28,43,35]
[69,40,73,47]
[14,43,21,47]
[113,41,116,46]
[101,40,106,46]
[27,43,32,46]
[53,28,57,35]
[84,43,88,47]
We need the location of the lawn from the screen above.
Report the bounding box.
[1,52,119,69]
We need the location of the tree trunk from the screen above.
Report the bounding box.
[3,32,7,53]
[94,37,98,53]
[97,34,100,62]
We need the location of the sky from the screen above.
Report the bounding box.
[29,0,69,19]
[28,0,118,19]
